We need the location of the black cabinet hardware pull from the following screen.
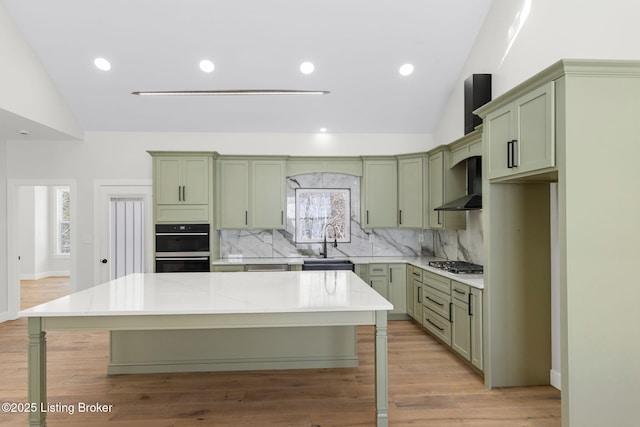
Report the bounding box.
[468,294,473,316]
[390,269,393,282]
[426,318,444,332]
[182,186,186,201]
[453,288,465,295]
[281,211,284,225]
[417,287,422,303]
[178,186,182,201]
[507,140,512,168]
[399,210,402,225]
[449,302,453,323]
[413,272,420,277]
[245,211,248,225]
[512,139,518,167]
[366,210,369,224]
[426,296,444,307]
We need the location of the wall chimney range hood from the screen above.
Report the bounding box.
[434,73,491,211]
[434,156,482,211]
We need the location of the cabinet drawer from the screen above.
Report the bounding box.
[369,263,388,276]
[423,270,451,295]
[409,266,423,282]
[423,286,451,320]
[451,281,471,303]
[423,307,451,346]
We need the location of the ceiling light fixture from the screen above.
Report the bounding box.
[299,62,315,75]
[399,63,414,76]
[199,59,215,73]
[319,128,327,133]
[94,57,111,71]
[131,89,330,96]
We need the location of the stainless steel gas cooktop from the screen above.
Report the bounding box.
[428,260,483,274]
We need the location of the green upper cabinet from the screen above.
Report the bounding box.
[397,155,424,229]
[361,158,398,228]
[426,149,465,230]
[219,159,250,229]
[251,159,286,229]
[218,157,286,229]
[150,152,213,223]
[156,156,209,205]
[485,81,555,181]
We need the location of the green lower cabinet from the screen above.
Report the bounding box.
[470,287,483,370]
[367,263,407,319]
[423,307,451,346]
[406,266,415,318]
[451,297,472,361]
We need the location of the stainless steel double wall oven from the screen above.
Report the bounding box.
[155,224,210,272]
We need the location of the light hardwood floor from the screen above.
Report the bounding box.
[0,277,560,426]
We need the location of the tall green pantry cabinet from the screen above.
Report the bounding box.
[475,60,640,427]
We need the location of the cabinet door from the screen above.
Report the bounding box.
[182,157,209,205]
[486,103,515,180]
[370,276,389,300]
[515,81,555,175]
[252,160,286,229]
[470,288,483,370]
[427,152,445,229]
[362,159,398,228]
[398,157,423,228]
[413,281,423,322]
[219,160,250,229]
[388,264,407,315]
[155,157,182,205]
[451,298,471,361]
[406,266,415,318]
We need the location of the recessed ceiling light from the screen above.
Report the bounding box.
[319,128,327,133]
[199,59,215,73]
[399,63,414,76]
[94,57,111,71]
[300,62,315,75]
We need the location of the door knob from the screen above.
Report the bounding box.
[101,259,108,264]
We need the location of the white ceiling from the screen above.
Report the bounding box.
[4,0,492,134]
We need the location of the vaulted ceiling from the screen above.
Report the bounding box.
[4,0,492,134]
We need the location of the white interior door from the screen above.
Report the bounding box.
[96,183,152,284]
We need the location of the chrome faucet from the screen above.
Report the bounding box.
[320,223,338,258]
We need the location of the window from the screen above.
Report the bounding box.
[295,188,350,243]
[55,187,71,256]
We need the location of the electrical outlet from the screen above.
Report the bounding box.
[263,234,273,244]
[418,233,424,243]
[369,234,375,243]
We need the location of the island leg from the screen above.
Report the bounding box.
[27,317,46,427]
[374,310,389,427]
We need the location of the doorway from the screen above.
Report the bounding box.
[6,179,77,319]
[94,182,153,284]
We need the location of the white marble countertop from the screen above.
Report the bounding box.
[19,271,393,317]
[212,256,485,289]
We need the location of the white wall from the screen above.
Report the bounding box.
[0,141,7,320]
[0,2,82,140]
[434,0,640,145]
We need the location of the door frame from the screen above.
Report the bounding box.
[93,180,153,284]
[6,179,77,320]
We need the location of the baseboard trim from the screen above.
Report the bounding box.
[107,355,359,375]
[550,369,561,390]
[20,271,70,281]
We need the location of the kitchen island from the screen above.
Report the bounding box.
[19,271,393,427]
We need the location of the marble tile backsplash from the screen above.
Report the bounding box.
[218,173,483,265]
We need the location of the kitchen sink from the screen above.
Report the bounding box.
[301,259,354,271]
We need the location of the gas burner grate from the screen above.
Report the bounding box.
[428,260,483,274]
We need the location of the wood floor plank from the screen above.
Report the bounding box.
[0,277,561,426]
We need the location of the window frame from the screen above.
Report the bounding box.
[294,188,351,244]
